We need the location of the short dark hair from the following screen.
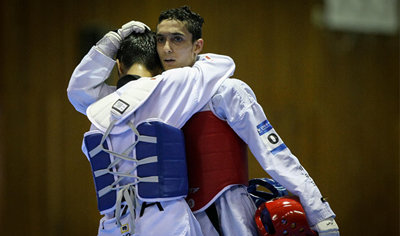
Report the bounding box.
[158,6,204,41]
[116,30,162,74]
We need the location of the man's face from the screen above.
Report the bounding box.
[156,19,203,71]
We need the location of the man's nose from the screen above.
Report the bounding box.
[164,40,172,53]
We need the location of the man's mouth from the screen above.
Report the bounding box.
[164,59,175,63]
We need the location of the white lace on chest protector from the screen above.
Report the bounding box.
[83,77,189,234]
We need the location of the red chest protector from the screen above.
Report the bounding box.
[182,111,249,212]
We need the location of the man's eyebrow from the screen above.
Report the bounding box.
[156,32,185,37]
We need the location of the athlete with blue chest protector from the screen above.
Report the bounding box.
[68,23,234,235]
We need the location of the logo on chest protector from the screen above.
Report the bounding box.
[112,99,130,114]
[187,187,200,208]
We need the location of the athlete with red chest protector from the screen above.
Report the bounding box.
[156,6,339,236]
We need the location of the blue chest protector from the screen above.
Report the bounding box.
[83,121,188,214]
[135,122,188,199]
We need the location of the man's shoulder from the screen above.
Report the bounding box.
[217,78,256,99]
[222,78,242,85]
[220,78,249,89]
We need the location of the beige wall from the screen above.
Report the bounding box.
[0,0,398,235]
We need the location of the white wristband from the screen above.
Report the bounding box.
[311,218,340,236]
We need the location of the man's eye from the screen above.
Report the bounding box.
[157,37,165,43]
[173,36,183,42]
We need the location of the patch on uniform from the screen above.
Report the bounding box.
[257,120,287,155]
[256,120,273,136]
[112,99,129,114]
[204,55,214,61]
[120,223,129,233]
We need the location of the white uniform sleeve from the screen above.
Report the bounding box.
[210,79,336,226]
[152,53,235,128]
[67,46,116,115]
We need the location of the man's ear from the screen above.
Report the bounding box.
[193,38,204,54]
[116,59,124,77]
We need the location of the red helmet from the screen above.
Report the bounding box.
[255,196,317,236]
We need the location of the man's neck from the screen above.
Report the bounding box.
[126,64,153,78]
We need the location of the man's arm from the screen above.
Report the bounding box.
[67,21,149,115]
[210,79,339,235]
[67,47,116,115]
[152,53,235,128]
[85,52,235,132]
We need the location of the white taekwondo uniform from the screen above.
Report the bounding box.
[67,46,235,236]
[190,79,336,235]
[68,47,336,236]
